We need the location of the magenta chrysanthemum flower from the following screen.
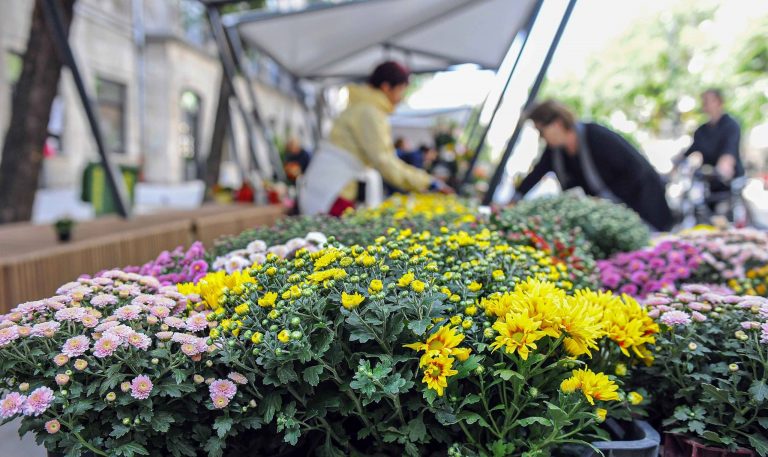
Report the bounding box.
[61,336,90,357]
[660,310,692,326]
[211,394,230,409]
[23,387,54,416]
[130,375,153,400]
[185,314,208,332]
[228,372,247,385]
[90,294,118,308]
[93,334,122,358]
[45,419,61,434]
[209,379,237,400]
[0,392,26,418]
[0,325,20,347]
[127,332,152,350]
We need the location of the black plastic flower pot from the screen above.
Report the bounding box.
[570,419,661,457]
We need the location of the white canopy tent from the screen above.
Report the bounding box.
[222,0,540,81]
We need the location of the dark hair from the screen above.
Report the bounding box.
[368,61,410,89]
[394,137,405,149]
[702,88,724,103]
[526,100,576,130]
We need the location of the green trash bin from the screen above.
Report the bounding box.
[81,162,138,216]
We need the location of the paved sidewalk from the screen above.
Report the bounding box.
[0,419,46,457]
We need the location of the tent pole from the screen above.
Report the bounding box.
[207,6,270,182]
[41,0,131,218]
[224,24,287,182]
[482,0,577,206]
[461,0,543,188]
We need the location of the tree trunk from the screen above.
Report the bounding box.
[0,0,76,223]
[203,70,231,202]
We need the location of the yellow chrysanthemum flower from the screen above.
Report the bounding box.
[420,354,458,397]
[368,279,383,293]
[561,369,620,405]
[341,292,364,310]
[411,280,426,293]
[628,391,644,405]
[277,329,291,344]
[397,272,415,287]
[489,311,546,360]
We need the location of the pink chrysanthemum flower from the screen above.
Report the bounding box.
[0,392,26,418]
[761,323,768,344]
[228,372,247,385]
[104,325,135,342]
[90,294,118,308]
[660,310,692,326]
[691,311,707,322]
[114,305,143,321]
[164,317,186,329]
[93,334,122,358]
[23,387,54,416]
[150,306,170,319]
[31,321,61,338]
[127,333,152,350]
[94,320,120,333]
[45,419,61,434]
[185,314,208,332]
[211,395,230,409]
[54,308,87,322]
[0,326,20,347]
[130,375,153,400]
[209,379,237,400]
[61,336,90,358]
[53,354,70,366]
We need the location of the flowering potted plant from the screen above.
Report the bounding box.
[0,271,255,457]
[597,240,701,298]
[182,227,655,456]
[637,285,768,456]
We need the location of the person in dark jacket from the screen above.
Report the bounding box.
[512,100,672,231]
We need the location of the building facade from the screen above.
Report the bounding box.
[0,0,313,189]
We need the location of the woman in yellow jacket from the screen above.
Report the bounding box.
[300,61,450,216]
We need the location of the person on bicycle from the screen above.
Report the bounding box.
[512,100,672,231]
[678,89,744,206]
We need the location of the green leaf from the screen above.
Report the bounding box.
[110,424,131,439]
[407,415,427,442]
[303,365,324,387]
[702,383,731,404]
[700,431,723,445]
[748,434,768,457]
[114,443,149,457]
[688,420,706,435]
[758,417,768,428]
[260,392,282,423]
[214,416,234,438]
[516,417,553,428]
[277,364,299,384]
[151,412,175,433]
[435,409,458,425]
[457,411,489,428]
[750,380,768,403]
[407,318,431,336]
[203,436,224,457]
[496,369,524,382]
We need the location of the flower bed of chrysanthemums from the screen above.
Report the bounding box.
[0,195,766,457]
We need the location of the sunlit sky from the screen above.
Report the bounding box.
[403,0,768,201]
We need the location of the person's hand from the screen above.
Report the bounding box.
[716,154,736,181]
[429,179,454,194]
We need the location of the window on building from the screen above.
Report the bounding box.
[96,77,127,154]
[180,90,202,180]
[179,0,209,46]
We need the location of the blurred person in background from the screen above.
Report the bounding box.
[512,100,672,231]
[283,137,312,185]
[677,89,744,209]
[300,61,451,216]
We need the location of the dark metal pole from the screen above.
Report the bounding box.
[482,0,577,205]
[41,0,131,218]
[224,23,287,182]
[462,0,543,187]
[207,6,267,180]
